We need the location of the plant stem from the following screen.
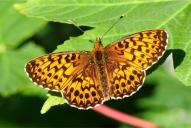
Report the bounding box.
[93,105,158,128]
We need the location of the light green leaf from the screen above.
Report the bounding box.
[166,4,191,86]
[41,94,65,114]
[15,0,191,86]
[15,0,190,42]
[0,0,46,48]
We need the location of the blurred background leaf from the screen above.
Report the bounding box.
[0,0,190,127]
[136,68,191,128]
[0,0,47,97]
[0,0,45,47]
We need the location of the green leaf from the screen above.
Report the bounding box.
[134,68,191,127]
[5,1,191,127]
[16,0,191,86]
[141,109,191,128]
[14,0,191,114]
[40,94,65,114]
[0,0,46,48]
[142,68,191,110]
[0,0,47,96]
[0,43,47,97]
[166,4,191,86]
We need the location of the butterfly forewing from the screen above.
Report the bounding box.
[105,29,168,70]
[25,52,90,91]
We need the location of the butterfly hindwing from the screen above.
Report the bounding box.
[106,61,145,99]
[62,63,105,109]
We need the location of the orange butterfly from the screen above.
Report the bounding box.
[25,29,168,109]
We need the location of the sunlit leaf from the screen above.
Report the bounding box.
[15,0,191,86]
[41,94,65,114]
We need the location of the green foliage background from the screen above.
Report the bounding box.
[0,0,191,127]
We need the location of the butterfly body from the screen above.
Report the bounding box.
[25,29,168,109]
[92,38,110,100]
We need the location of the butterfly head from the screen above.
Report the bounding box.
[94,38,103,50]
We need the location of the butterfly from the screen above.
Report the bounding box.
[25,29,168,109]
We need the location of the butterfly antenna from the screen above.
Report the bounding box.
[100,15,124,40]
[68,20,94,43]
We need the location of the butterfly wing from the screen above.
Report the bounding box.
[62,63,105,109]
[105,29,168,70]
[25,52,104,109]
[25,52,90,91]
[105,29,168,98]
[106,61,145,99]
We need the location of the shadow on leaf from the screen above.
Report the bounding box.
[146,49,185,75]
[171,49,185,69]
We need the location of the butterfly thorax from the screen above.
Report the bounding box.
[92,38,110,100]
